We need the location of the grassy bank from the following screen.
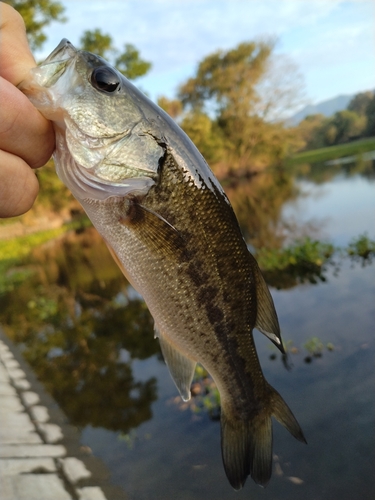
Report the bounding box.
[288,137,375,165]
[0,218,91,271]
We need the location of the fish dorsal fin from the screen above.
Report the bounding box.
[251,257,284,353]
[155,326,196,402]
[119,200,186,260]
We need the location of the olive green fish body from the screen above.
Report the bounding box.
[82,148,305,488]
[19,40,305,490]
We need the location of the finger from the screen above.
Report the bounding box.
[0,149,39,217]
[0,77,55,169]
[0,2,36,85]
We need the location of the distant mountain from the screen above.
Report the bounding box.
[290,94,354,125]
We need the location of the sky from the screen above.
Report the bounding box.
[37,0,375,111]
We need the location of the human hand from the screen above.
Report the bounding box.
[0,2,55,217]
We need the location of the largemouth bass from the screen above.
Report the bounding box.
[20,39,305,489]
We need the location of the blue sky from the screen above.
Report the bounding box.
[38,0,375,109]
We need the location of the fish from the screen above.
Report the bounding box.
[19,39,306,490]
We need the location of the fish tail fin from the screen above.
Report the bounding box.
[220,384,306,490]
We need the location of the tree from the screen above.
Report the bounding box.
[115,43,151,80]
[79,29,151,80]
[179,41,273,117]
[79,28,113,58]
[364,94,375,136]
[348,91,374,116]
[157,96,183,120]
[4,0,66,50]
[180,111,226,166]
[296,114,328,150]
[323,110,366,145]
[177,41,305,172]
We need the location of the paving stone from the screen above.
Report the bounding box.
[77,487,108,500]
[0,382,16,396]
[0,429,42,445]
[38,423,63,443]
[0,351,13,361]
[0,409,42,444]
[0,364,10,382]
[13,378,31,390]
[4,474,72,500]
[0,395,24,412]
[0,444,67,458]
[3,359,20,370]
[59,457,92,483]
[0,458,56,475]
[7,367,27,380]
[30,405,49,423]
[22,391,40,407]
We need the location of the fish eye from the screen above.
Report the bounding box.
[91,67,120,93]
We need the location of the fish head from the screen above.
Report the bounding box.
[19,39,164,200]
[20,39,224,202]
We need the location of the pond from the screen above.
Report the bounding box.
[0,156,374,500]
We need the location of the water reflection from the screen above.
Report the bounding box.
[1,228,159,432]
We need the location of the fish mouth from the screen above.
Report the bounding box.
[18,39,79,114]
[42,38,78,66]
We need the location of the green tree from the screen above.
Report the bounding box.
[348,91,374,116]
[364,94,375,136]
[115,43,151,80]
[80,29,151,80]
[180,111,226,166]
[79,28,113,58]
[5,0,66,50]
[297,114,328,150]
[323,110,366,145]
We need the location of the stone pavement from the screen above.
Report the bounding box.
[0,332,127,500]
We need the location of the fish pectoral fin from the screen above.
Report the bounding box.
[155,326,196,402]
[251,256,284,353]
[120,199,186,259]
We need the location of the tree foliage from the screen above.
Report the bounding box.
[79,28,113,58]
[157,96,183,120]
[348,91,374,116]
[4,0,66,50]
[364,94,375,136]
[177,40,305,173]
[179,41,273,116]
[115,43,151,80]
[79,29,151,80]
[297,90,374,151]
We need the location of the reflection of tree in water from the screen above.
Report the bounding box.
[0,228,159,433]
[292,154,375,185]
[225,169,299,249]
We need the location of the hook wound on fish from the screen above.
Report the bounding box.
[20,38,305,490]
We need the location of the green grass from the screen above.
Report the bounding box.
[288,137,375,165]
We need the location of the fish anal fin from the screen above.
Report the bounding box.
[252,257,284,353]
[270,385,307,444]
[155,327,196,402]
[119,198,186,260]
